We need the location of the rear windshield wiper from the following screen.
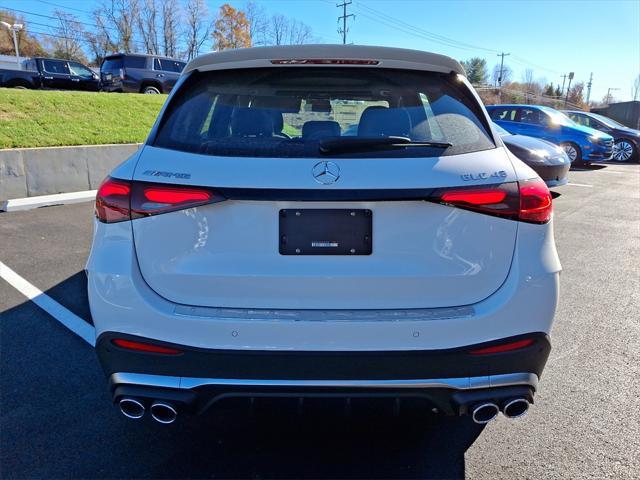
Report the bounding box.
[319,136,452,155]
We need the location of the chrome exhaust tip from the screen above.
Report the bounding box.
[119,398,145,420]
[150,402,178,424]
[471,402,499,424]
[502,398,530,419]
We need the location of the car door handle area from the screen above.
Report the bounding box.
[44,76,53,80]
[71,78,80,82]
[156,73,165,78]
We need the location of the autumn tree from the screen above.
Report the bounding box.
[212,4,251,51]
[460,57,488,85]
[0,10,46,57]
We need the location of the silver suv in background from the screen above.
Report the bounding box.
[100,53,186,94]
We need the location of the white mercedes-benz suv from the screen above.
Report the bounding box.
[87,45,560,426]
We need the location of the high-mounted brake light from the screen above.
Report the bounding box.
[112,338,182,355]
[270,59,379,65]
[95,177,224,223]
[469,338,535,355]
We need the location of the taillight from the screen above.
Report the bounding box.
[469,338,535,355]
[131,184,221,216]
[436,183,519,220]
[112,338,182,355]
[95,177,131,223]
[518,178,552,224]
[95,177,224,223]
[433,179,552,224]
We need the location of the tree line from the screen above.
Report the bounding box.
[0,0,315,67]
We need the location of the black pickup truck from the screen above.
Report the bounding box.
[0,57,101,91]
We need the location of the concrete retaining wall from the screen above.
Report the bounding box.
[0,144,141,201]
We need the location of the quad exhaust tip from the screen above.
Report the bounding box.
[119,398,145,420]
[150,402,178,424]
[502,398,530,419]
[471,402,499,424]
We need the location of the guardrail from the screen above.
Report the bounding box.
[0,143,141,202]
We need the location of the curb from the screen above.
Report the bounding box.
[1,190,96,212]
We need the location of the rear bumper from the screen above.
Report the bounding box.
[101,332,548,416]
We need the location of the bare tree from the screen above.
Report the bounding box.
[85,30,112,65]
[287,19,312,45]
[244,1,268,46]
[269,14,288,46]
[161,0,180,57]
[184,0,210,60]
[94,0,139,53]
[49,10,87,62]
[492,63,512,86]
[136,0,159,54]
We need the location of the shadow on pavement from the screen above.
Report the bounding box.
[1,272,485,479]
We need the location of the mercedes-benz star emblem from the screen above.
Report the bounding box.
[312,161,340,185]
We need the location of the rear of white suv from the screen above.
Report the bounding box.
[87,45,560,425]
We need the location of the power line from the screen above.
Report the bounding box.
[336,0,354,45]
[32,0,93,14]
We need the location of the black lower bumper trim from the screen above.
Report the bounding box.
[96,332,551,381]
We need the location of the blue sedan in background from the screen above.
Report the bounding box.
[486,104,614,164]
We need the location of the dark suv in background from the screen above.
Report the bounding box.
[100,53,186,94]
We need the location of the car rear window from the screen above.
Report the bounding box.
[101,57,123,71]
[153,67,495,158]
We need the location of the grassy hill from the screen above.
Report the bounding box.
[0,88,166,149]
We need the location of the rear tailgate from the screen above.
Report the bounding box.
[131,146,518,309]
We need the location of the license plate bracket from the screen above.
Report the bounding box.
[279,209,372,255]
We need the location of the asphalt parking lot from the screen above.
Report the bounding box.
[1,163,639,479]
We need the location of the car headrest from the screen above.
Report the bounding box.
[358,106,411,137]
[302,121,341,140]
[231,108,274,137]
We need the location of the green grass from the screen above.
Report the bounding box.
[0,88,167,149]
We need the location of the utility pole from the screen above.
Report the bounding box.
[336,0,354,45]
[0,21,23,67]
[585,72,593,105]
[560,74,568,96]
[496,52,510,87]
[564,72,574,108]
[606,87,620,104]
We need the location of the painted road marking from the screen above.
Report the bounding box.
[0,261,95,346]
[566,183,594,188]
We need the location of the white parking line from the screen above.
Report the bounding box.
[566,183,594,188]
[0,261,95,346]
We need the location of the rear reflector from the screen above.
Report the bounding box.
[469,338,535,355]
[270,59,379,65]
[112,339,182,355]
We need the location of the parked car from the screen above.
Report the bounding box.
[100,53,186,94]
[563,110,640,162]
[89,45,559,426]
[493,123,570,187]
[486,104,614,164]
[0,57,100,91]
